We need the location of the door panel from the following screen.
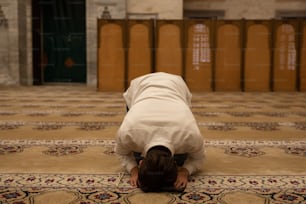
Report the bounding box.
[300,20,306,91]
[215,22,242,91]
[185,20,213,91]
[273,21,298,91]
[127,20,153,85]
[244,21,271,91]
[42,0,86,83]
[98,21,126,91]
[156,20,183,75]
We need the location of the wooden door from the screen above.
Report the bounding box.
[184,20,213,91]
[244,21,271,91]
[273,21,298,91]
[215,21,242,91]
[300,20,306,91]
[98,20,126,91]
[155,20,183,75]
[127,20,153,85]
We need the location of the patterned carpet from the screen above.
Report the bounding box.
[0,85,305,204]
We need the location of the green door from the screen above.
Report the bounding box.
[42,0,86,83]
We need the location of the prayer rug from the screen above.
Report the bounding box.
[0,86,305,204]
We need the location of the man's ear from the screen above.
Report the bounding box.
[139,159,143,166]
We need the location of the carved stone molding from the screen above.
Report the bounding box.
[0,5,8,27]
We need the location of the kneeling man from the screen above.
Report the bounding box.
[115,72,204,192]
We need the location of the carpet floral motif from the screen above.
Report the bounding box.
[0,139,305,158]
[43,145,85,156]
[207,124,236,131]
[283,146,306,157]
[295,122,306,131]
[224,146,265,157]
[0,145,23,155]
[0,122,23,130]
[0,120,305,131]
[33,122,64,131]
[0,174,305,204]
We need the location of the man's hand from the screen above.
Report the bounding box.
[129,166,139,187]
[174,167,189,191]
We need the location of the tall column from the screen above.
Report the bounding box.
[0,5,11,85]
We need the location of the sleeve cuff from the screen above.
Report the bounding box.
[182,164,195,175]
[126,161,138,173]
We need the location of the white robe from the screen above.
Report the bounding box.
[115,72,205,174]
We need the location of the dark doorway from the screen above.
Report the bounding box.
[32,0,86,84]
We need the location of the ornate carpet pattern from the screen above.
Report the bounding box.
[0,86,305,204]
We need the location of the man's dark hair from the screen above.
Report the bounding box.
[138,146,178,192]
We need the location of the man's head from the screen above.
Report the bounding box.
[138,146,178,192]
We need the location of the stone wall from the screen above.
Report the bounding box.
[0,5,10,85]
[184,0,306,19]
[0,1,19,85]
[0,0,32,86]
[18,0,32,85]
[127,0,183,19]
